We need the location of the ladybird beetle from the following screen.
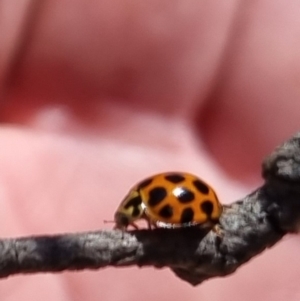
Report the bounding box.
[114,172,222,230]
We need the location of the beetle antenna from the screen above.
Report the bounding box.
[103,220,115,224]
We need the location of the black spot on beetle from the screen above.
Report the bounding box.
[138,178,153,189]
[193,180,209,194]
[148,187,167,207]
[180,208,194,223]
[165,174,185,183]
[201,200,214,216]
[124,195,142,209]
[158,204,173,218]
[175,188,195,203]
[132,207,141,217]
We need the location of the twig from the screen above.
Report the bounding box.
[1,132,300,285]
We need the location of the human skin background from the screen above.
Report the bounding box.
[1,0,300,300]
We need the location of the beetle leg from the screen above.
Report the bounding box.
[130,222,139,230]
[212,224,223,237]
